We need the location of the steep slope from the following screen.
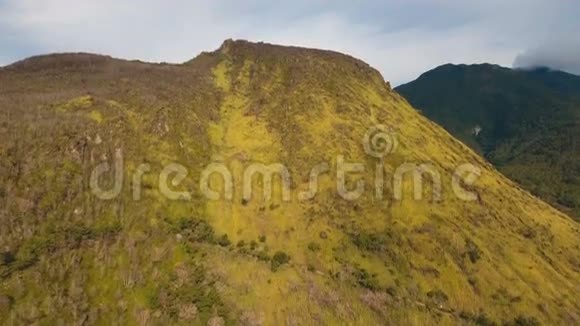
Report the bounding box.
[396,64,580,219]
[0,41,579,325]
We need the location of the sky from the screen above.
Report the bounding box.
[0,0,578,85]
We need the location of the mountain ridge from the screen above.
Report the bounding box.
[0,40,579,325]
[396,63,580,219]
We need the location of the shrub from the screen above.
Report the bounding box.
[145,288,160,309]
[307,242,321,252]
[0,252,15,266]
[217,234,231,247]
[171,218,215,243]
[465,238,481,263]
[505,316,540,326]
[151,265,230,324]
[353,268,380,290]
[459,312,498,326]
[255,251,270,262]
[426,289,449,305]
[520,228,536,239]
[0,258,36,279]
[0,295,14,313]
[271,251,291,272]
[350,230,400,252]
[474,314,497,326]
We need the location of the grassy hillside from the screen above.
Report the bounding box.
[0,41,579,325]
[396,64,580,219]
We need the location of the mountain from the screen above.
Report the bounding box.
[396,64,580,220]
[1,40,579,325]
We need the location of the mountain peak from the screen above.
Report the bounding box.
[426,63,508,75]
[211,38,391,90]
[1,40,578,325]
[396,60,580,219]
[2,53,117,72]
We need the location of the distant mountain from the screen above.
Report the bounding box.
[1,41,579,324]
[396,64,580,219]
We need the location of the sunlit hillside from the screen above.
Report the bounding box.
[0,40,578,325]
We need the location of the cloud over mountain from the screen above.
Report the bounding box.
[514,40,580,75]
[1,1,578,84]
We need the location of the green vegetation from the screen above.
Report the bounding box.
[459,312,498,326]
[459,311,541,326]
[0,41,578,324]
[464,238,481,263]
[307,241,321,251]
[426,289,449,305]
[217,234,231,247]
[170,217,216,243]
[1,222,121,279]
[396,64,580,220]
[353,268,380,290]
[506,316,541,326]
[143,264,230,324]
[270,251,291,272]
[351,231,398,252]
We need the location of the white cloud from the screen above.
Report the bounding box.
[1,0,578,84]
[244,15,519,85]
[514,39,580,75]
